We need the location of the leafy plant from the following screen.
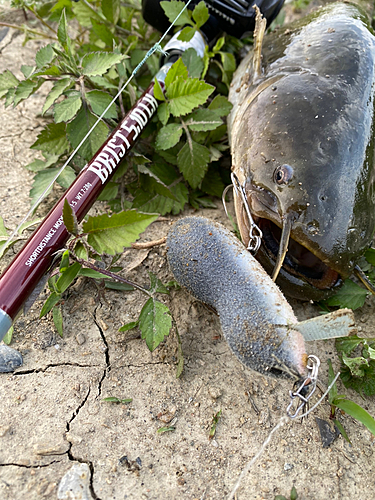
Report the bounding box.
[275,486,298,500]
[327,360,375,439]
[0,216,41,258]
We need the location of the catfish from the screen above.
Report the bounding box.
[228,1,375,300]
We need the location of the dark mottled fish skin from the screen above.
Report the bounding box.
[167,217,307,379]
[228,2,375,300]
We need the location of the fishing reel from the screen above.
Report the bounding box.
[141,0,285,42]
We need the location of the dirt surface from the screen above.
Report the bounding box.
[0,5,375,500]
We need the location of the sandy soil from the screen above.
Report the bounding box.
[0,5,374,500]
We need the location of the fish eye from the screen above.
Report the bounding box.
[274,164,294,185]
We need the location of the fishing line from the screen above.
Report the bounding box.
[227,370,341,499]
[4,0,193,248]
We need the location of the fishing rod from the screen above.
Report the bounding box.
[0,0,285,340]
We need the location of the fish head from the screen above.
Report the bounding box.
[230,72,375,300]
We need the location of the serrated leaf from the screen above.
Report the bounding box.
[91,18,116,47]
[192,1,209,27]
[53,305,63,337]
[57,9,71,54]
[89,75,118,89]
[67,107,109,161]
[42,77,73,115]
[178,26,196,43]
[157,102,170,125]
[181,48,204,79]
[55,262,81,293]
[186,109,222,131]
[178,140,210,188]
[160,1,192,27]
[97,181,118,201]
[335,335,364,355]
[82,210,158,255]
[155,123,183,150]
[63,198,78,235]
[139,297,172,351]
[153,78,165,101]
[56,165,76,189]
[165,58,188,89]
[325,279,368,310]
[81,52,126,76]
[35,44,55,69]
[72,0,102,26]
[13,78,43,106]
[0,70,19,98]
[53,93,82,123]
[201,167,225,197]
[342,352,369,378]
[85,90,117,119]
[167,77,214,117]
[333,398,375,437]
[21,65,35,79]
[74,241,88,260]
[40,291,61,317]
[339,362,375,397]
[101,0,120,24]
[208,95,233,116]
[29,169,58,207]
[31,122,69,155]
[138,165,177,200]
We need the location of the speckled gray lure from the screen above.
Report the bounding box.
[167,217,308,380]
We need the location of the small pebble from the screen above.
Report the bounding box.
[76,333,86,345]
[57,463,93,500]
[284,463,294,471]
[0,345,23,373]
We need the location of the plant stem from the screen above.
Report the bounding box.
[0,22,58,40]
[71,255,152,296]
[27,6,57,35]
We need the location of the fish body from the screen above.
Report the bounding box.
[167,216,308,379]
[228,2,375,300]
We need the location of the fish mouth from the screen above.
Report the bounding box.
[233,183,341,297]
[257,218,341,291]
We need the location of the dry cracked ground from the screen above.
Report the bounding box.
[0,7,375,500]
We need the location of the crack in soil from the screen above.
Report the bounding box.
[93,303,110,398]
[13,363,101,376]
[0,460,61,469]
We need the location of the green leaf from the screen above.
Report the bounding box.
[21,65,35,79]
[335,335,364,356]
[40,292,61,317]
[139,297,172,351]
[67,107,109,161]
[53,305,63,337]
[72,0,102,26]
[82,210,158,255]
[102,396,132,404]
[153,78,165,101]
[63,198,78,235]
[60,249,70,273]
[333,418,351,444]
[137,165,177,200]
[119,320,139,332]
[186,108,222,131]
[290,487,298,500]
[2,326,13,345]
[0,217,8,237]
[78,268,107,280]
[85,90,117,119]
[181,48,204,79]
[42,77,73,115]
[81,52,126,77]
[0,70,19,98]
[341,352,369,378]
[201,167,225,197]
[365,248,375,266]
[13,78,43,106]
[157,102,170,125]
[56,165,76,189]
[97,181,118,201]
[57,9,72,55]
[157,426,175,434]
[148,272,169,295]
[325,279,368,310]
[101,0,120,24]
[31,122,69,155]
[160,1,192,27]
[178,140,210,188]
[178,26,196,43]
[165,59,188,89]
[55,262,82,294]
[208,94,233,116]
[91,18,116,47]
[167,77,214,117]
[35,44,55,69]
[53,93,82,123]
[327,359,338,404]
[155,123,183,150]
[333,398,375,437]
[74,242,88,260]
[29,169,58,207]
[105,281,134,291]
[192,1,209,28]
[212,37,225,53]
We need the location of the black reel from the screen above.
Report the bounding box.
[142,0,285,41]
